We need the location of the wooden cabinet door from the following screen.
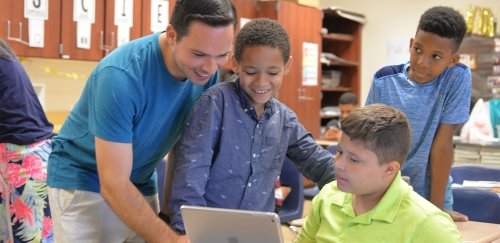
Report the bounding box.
[59,0,106,60]
[1,0,61,58]
[141,0,175,36]
[103,0,143,55]
[257,1,322,137]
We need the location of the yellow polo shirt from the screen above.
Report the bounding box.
[296,172,461,243]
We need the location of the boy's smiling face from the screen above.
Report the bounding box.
[232,46,291,114]
[407,30,460,84]
[334,134,398,200]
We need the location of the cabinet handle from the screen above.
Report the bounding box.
[7,20,29,46]
[100,31,115,53]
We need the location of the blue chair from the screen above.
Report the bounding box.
[452,187,500,224]
[278,158,304,223]
[450,165,500,184]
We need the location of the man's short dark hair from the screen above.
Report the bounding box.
[234,18,290,63]
[170,0,237,41]
[417,6,466,52]
[339,92,358,106]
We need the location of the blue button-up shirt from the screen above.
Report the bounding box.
[169,80,335,232]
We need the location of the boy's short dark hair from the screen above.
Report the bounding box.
[339,92,358,105]
[170,0,237,41]
[417,6,466,52]
[233,18,290,63]
[341,104,411,165]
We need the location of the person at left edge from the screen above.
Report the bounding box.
[0,38,54,243]
[46,1,237,242]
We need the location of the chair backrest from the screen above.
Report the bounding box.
[278,157,304,223]
[452,187,500,224]
[450,165,500,184]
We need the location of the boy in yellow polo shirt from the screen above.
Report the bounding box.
[296,104,461,243]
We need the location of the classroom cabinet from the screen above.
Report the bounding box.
[257,0,323,137]
[320,7,364,129]
[1,0,174,60]
[0,0,62,58]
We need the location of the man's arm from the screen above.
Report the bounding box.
[95,138,186,243]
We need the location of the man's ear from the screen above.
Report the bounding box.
[384,160,400,178]
[284,56,293,75]
[409,38,414,52]
[166,25,177,47]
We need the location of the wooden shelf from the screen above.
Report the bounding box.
[322,33,354,42]
[321,86,353,92]
[320,7,364,129]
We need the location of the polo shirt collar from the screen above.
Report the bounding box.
[331,172,410,225]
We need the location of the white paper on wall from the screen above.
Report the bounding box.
[386,38,410,65]
[77,22,92,49]
[115,0,133,46]
[302,42,319,86]
[150,0,168,33]
[28,19,45,48]
[117,25,130,47]
[74,0,95,49]
[24,0,48,48]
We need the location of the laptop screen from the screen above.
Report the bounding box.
[180,205,284,243]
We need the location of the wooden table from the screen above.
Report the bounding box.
[456,221,500,242]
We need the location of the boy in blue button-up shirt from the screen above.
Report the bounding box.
[168,18,335,234]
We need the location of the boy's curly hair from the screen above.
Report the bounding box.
[233,18,290,64]
[417,6,467,52]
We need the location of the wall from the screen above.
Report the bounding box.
[20,58,97,112]
[320,0,500,103]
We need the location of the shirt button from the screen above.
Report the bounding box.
[252,153,256,158]
[244,108,248,112]
[248,183,252,187]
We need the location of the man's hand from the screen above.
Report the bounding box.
[444,209,468,222]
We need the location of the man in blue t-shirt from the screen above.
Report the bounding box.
[47,1,237,242]
[366,6,470,222]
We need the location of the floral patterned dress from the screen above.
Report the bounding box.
[0,139,53,243]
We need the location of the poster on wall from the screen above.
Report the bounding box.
[150,0,168,33]
[73,0,96,49]
[386,38,409,65]
[24,0,48,48]
[302,42,318,86]
[115,0,134,47]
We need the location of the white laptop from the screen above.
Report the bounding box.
[180,205,284,243]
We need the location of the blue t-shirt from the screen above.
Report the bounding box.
[366,62,471,199]
[169,81,335,232]
[47,32,218,195]
[0,57,53,145]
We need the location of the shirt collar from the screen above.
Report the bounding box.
[331,172,410,225]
